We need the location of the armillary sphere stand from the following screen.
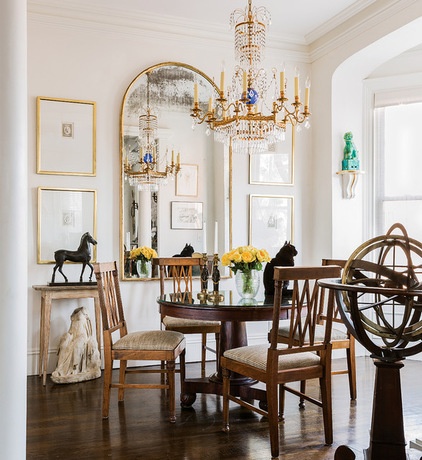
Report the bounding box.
[319,223,422,460]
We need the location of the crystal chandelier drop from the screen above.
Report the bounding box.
[191,0,311,154]
[124,72,181,191]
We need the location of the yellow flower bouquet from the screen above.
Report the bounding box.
[222,245,271,299]
[129,246,158,278]
[129,246,158,262]
[221,245,271,274]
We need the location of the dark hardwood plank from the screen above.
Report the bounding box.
[27,357,422,459]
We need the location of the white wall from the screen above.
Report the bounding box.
[27,2,422,375]
[27,9,311,374]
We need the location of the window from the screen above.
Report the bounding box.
[374,101,422,240]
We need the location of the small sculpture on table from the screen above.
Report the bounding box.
[207,254,224,303]
[197,253,209,302]
[51,232,97,284]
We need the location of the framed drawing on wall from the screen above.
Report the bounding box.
[249,127,295,185]
[171,201,203,230]
[38,187,97,263]
[249,194,294,257]
[176,164,198,196]
[36,96,96,176]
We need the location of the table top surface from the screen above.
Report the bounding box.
[158,291,274,309]
[32,283,98,291]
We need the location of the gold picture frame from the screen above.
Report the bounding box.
[37,187,97,263]
[36,96,96,176]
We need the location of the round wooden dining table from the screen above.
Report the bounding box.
[157,291,289,407]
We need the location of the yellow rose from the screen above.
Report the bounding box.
[232,251,242,263]
[221,253,231,266]
[241,251,254,263]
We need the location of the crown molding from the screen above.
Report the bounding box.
[28,1,309,60]
[309,0,422,62]
[305,0,375,45]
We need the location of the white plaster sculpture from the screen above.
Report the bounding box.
[51,306,101,384]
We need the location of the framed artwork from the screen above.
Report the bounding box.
[249,127,295,185]
[249,194,294,257]
[38,187,97,263]
[171,201,203,229]
[176,164,198,196]
[36,96,96,176]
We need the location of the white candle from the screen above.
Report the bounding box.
[194,82,198,104]
[214,221,218,254]
[279,71,285,93]
[220,70,225,94]
[202,222,207,254]
[294,76,299,99]
[125,232,131,251]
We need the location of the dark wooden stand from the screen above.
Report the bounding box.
[335,359,409,460]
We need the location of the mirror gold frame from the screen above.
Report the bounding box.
[120,62,232,281]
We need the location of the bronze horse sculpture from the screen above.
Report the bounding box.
[51,232,97,283]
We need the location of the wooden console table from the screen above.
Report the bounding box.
[32,284,101,385]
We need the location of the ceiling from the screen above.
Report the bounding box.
[56,0,376,45]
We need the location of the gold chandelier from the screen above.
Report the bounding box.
[191,0,311,154]
[124,72,181,191]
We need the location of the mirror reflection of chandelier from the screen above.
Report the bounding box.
[191,0,311,154]
[124,72,181,191]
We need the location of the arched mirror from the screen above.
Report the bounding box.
[120,62,232,280]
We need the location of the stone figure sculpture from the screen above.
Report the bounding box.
[51,306,101,384]
[342,131,360,171]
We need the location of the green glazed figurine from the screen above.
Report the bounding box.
[342,132,360,170]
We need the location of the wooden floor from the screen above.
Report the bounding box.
[27,357,422,460]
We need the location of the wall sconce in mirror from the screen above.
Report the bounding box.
[120,62,232,281]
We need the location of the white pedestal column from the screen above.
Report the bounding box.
[138,191,152,247]
[0,0,28,458]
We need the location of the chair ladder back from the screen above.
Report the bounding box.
[320,259,347,324]
[153,257,199,295]
[271,265,342,349]
[94,261,126,333]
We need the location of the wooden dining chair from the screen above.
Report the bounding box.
[275,259,357,401]
[321,258,356,400]
[94,261,186,423]
[152,257,220,376]
[221,265,341,459]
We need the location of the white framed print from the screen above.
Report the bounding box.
[36,96,96,176]
[249,194,293,256]
[176,164,198,196]
[171,201,203,229]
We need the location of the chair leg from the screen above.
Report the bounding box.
[320,373,333,445]
[215,332,220,372]
[179,349,186,398]
[279,384,286,421]
[118,360,127,402]
[201,332,207,377]
[102,357,113,419]
[299,380,306,408]
[167,360,176,423]
[222,367,230,432]
[267,382,280,459]
[347,339,357,400]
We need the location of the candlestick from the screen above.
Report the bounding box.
[202,221,207,254]
[214,221,218,254]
